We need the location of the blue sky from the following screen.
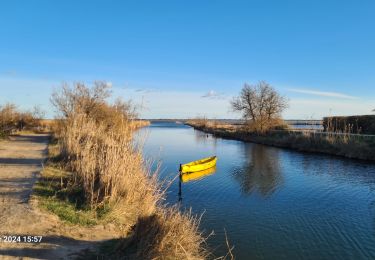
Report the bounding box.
[0,0,374,119]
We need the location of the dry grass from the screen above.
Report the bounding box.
[186,118,288,133]
[121,207,210,259]
[280,130,375,160]
[57,115,159,213]
[186,118,236,132]
[323,115,375,135]
[187,120,375,161]
[49,83,210,259]
[0,103,46,136]
[131,120,150,128]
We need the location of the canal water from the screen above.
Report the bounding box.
[140,122,375,260]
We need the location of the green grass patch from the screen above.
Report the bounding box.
[39,197,97,226]
[0,130,9,139]
[33,165,98,226]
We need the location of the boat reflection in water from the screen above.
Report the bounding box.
[178,166,216,202]
[181,166,216,182]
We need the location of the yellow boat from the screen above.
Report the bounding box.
[181,166,216,183]
[180,156,217,173]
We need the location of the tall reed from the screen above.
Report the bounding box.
[59,114,160,220]
[52,82,210,259]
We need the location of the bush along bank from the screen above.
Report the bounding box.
[36,83,213,259]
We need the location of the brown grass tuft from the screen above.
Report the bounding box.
[124,207,209,260]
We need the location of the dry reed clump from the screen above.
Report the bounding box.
[263,130,375,160]
[0,103,45,135]
[323,115,375,135]
[125,207,209,260]
[186,117,210,128]
[187,119,375,161]
[187,118,287,134]
[186,118,235,132]
[58,114,160,224]
[52,82,210,259]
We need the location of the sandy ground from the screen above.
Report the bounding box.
[0,134,121,260]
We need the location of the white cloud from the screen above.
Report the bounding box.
[287,88,358,100]
[134,88,156,94]
[201,90,226,99]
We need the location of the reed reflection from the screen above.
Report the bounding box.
[232,144,283,197]
[193,130,217,148]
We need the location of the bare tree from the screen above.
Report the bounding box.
[32,105,46,120]
[231,81,288,132]
[50,82,138,135]
[50,81,111,118]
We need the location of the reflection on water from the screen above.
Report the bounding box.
[300,155,375,185]
[193,129,218,149]
[179,167,217,202]
[181,166,216,183]
[141,122,375,260]
[232,144,283,197]
[178,177,182,202]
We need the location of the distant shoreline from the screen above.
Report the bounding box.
[147,118,323,125]
[185,122,375,162]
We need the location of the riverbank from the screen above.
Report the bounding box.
[186,121,375,162]
[34,84,214,259]
[32,118,214,259]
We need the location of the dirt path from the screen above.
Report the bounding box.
[0,134,120,260]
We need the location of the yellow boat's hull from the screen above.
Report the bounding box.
[180,156,217,173]
[181,166,216,183]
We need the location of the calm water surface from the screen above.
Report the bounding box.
[140,122,375,260]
